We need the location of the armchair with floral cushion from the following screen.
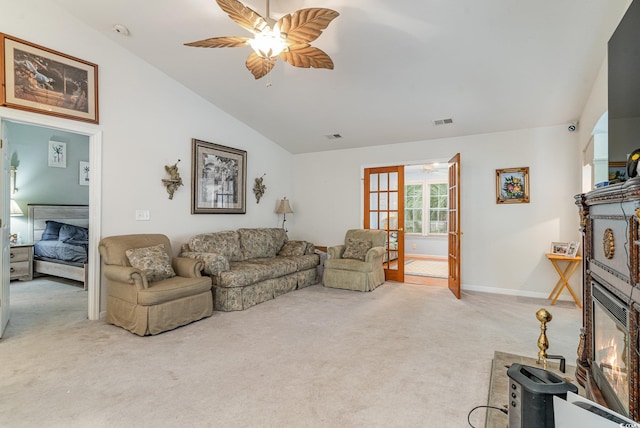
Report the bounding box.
[322,229,387,292]
[98,234,213,336]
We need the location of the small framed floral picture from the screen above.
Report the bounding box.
[48,141,66,168]
[496,167,529,204]
[551,242,569,255]
[79,161,89,186]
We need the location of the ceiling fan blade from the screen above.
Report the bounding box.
[280,45,334,69]
[277,8,339,44]
[216,0,269,34]
[246,52,276,79]
[184,36,250,48]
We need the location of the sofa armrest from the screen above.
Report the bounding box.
[103,265,148,290]
[365,246,385,263]
[172,257,203,278]
[179,251,230,276]
[328,245,345,259]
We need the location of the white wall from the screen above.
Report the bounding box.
[293,126,582,299]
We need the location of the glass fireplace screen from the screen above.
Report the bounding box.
[592,283,629,415]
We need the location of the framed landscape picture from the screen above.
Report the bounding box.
[191,139,247,214]
[496,167,530,204]
[0,33,99,123]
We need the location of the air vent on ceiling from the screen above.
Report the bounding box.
[325,133,342,140]
[432,118,454,126]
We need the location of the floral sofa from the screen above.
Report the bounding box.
[180,228,319,311]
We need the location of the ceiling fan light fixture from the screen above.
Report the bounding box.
[248,28,288,59]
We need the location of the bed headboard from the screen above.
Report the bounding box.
[28,204,89,242]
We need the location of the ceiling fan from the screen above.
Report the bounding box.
[185,0,339,79]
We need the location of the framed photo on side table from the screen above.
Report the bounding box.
[496,167,530,204]
[0,33,99,123]
[550,242,569,256]
[191,139,247,214]
[566,241,580,257]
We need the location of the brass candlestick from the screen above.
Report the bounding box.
[536,308,552,369]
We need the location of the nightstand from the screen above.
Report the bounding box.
[10,244,33,281]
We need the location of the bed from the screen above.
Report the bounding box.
[28,204,89,288]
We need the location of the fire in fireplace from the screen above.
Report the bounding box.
[591,282,630,416]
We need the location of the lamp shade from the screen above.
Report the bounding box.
[10,199,23,216]
[275,198,293,214]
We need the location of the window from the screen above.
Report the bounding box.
[428,183,448,234]
[405,184,423,233]
[404,181,448,235]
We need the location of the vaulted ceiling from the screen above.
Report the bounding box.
[52,0,629,154]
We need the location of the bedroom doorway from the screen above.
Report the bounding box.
[1,110,102,339]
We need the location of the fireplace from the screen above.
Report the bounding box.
[591,281,630,416]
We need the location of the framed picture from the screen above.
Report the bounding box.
[567,241,580,257]
[496,167,530,204]
[48,141,66,168]
[0,33,99,123]
[79,161,89,186]
[608,161,627,182]
[551,242,569,255]
[191,139,247,214]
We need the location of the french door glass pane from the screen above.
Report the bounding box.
[390,191,398,211]
[370,174,378,191]
[370,212,379,229]
[380,173,388,191]
[380,192,388,210]
[389,172,398,191]
[370,193,378,210]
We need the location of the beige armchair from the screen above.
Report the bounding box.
[99,234,213,336]
[322,229,387,291]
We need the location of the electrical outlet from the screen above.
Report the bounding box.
[135,210,150,221]
[412,244,417,250]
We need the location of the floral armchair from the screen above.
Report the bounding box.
[322,229,387,292]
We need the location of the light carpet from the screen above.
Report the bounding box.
[0,278,581,427]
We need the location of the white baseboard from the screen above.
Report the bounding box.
[462,283,580,303]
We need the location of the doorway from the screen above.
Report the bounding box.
[1,109,102,339]
[403,162,449,286]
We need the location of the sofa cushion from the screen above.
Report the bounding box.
[245,257,298,277]
[278,240,307,257]
[188,231,242,262]
[238,228,287,259]
[278,254,320,271]
[217,261,277,287]
[342,238,372,261]
[125,244,176,282]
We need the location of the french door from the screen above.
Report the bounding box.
[364,166,404,282]
[448,153,461,298]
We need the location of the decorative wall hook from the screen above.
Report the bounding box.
[253,173,266,203]
[161,159,183,200]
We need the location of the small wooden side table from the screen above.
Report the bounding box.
[545,253,582,308]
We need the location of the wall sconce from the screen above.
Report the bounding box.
[10,166,17,195]
[275,197,293,231]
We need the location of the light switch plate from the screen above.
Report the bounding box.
[135,210,150,221]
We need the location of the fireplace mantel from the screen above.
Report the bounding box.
[576,179,640,420]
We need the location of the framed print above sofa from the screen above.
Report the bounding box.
[191,138,247,214]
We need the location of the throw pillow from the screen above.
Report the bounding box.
[342,238,372,261]
[59,224,89,242]
[125,244,176,282]
[41,221,65,240]
[278,240,307,257]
